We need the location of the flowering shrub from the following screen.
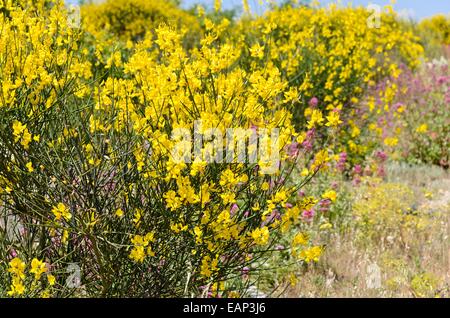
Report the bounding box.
[0,0,446,299]
[410,273,442,298]
[81,0,200,42]
[352,177,430,245]
[0,0,325,298]
[235,3,424,171]
[418,15,450,46]
[417,15,450,58]
[394,62,449,168]
[364,61,449,168]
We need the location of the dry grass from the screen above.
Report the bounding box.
[284,164,450,298]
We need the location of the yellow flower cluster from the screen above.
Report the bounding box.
[0,0,90,111]
[12,121,34,150]
[6,257,55,297]
[0,0,433,297]
[129,232,156,263]
[353,177,430,243]
[83,19,303,276]
[238,3,423,163]
[81,0,200,42]
[418,15,450,46]
[51,203,72,222]
[7,258,27,296]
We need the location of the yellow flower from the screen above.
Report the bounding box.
[351,126,361,138]
[319,222,333,230]
[21,129,32,149]
[164,190,182,211]
[250,227,270,246]
[300,246,323,263]
[300,168,309,177]
[7,277,26,297]
[252,202,261,211]
[292,232,308,247]
[129,233,156,263]
[242,0,250,14]
[322,190,337,202]
[47,274,56,286]
[26,162,34,173]
[12,121,26,140]
[200,255,218,278]
[220,192,236,205]
[384,137,398,147]
[115,208,124,218]
[7,258,27,296]
[170,223,188,233]
[12,120,33,149]
[416,124,428,133]
[40,290,51,298]
[214,0,221,12]
[62,230,69,244]
[219,169,239,188]
[325,111,343,127]
[193,226,203,244]
[8,258,26,279]
[424,191,433,199]
[52,203,72,221]
[129,246,146,263]
[289,273,298,287]
[307,110,324,129]
[133,209,142,227]
[30,258,47,280]
[250,43,265,59]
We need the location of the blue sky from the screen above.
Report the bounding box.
[181,0,450,19]
[66,0,449,20]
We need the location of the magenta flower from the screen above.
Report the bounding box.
[309,97,319,107]
[230,203,239,216]
[302,209,315,221]
[10,249,17,258]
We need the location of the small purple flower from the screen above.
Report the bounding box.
[306,129,315,138]
[302,209,315,222]
[337,152,347,172]
[262,210,281,226]
[288,142,299,157]
[376,150,387,162]
[10,249,17,258]
[319,199,331,212]
[377,165,386,177]
[309,97,319,107]
[230,204,239,216]
[437,76,447,85]
[352,176,361,186]
[302,140,313,152]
